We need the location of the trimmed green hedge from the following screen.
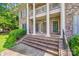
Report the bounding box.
[69,34,79,56]
[4,29,26,48]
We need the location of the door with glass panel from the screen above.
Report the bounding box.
[53,21,58,32]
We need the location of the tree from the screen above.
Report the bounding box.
[0,3,19,32]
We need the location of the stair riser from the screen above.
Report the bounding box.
[23,39,58,47]
[24,37,59,42]
[27,36,59,40]
[27,35,60,39]
[24,39,58,46]
[22,40,58,51]
[25,37,59,42]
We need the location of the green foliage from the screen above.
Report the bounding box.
[69,34,79,56]
[0,35,8,52]
[0,3,19,31]
[4,29,26,48]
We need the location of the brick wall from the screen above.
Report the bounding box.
[65,3,79,38]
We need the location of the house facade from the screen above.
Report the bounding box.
[18,3,65,38]
[17,3,79,56]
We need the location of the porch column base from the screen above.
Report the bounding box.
[46,34,50,37]
[60,35,63,38]
[27,33,29,35]
[32,33,36,35]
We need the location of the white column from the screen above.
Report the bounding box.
[33,3,36,35]
[60,3,65,38]
[26,3,29,34]
[46,3,50,37]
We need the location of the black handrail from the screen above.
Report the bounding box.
[62,29,72,55]
[62,29,68,50]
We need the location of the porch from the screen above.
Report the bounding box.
[20,3,65,38]
[29,12,61,36]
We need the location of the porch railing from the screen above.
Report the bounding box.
[29,3,60,17]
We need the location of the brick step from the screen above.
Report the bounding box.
[23,39,58,50]
[23,38,58,46]
[25,36,59,42]
[21,41,59,56]
[27,35,60,40]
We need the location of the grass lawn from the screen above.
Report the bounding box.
[0,34,8,52]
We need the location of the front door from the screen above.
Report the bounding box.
[53,21,58,32]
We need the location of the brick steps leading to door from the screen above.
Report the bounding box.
[21,41,59,56]
[20,35,60,56]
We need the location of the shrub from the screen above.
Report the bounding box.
[69,34,79,56]
[4,29,26,48]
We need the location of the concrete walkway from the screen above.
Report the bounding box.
[0,43,53,56]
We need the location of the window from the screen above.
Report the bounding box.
[22,24,27,31]
[20,10,22,18]
[73,15,79,34]
[20,9,26,18]
[49,3,53,10]
[42,6,46,12]
[23,9,26,17]
[53,3,59,8]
